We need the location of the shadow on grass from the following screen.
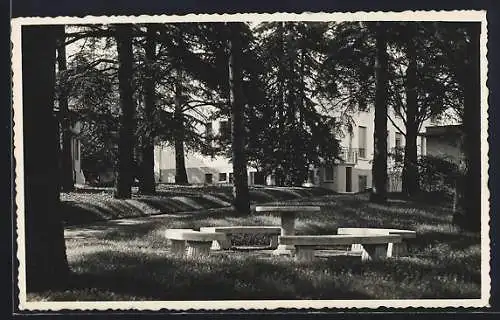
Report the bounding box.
[138,198,196,213]
[61,250,372,301]
[61,186,336,227]
[362,256,481,298]
[408,231,480,251]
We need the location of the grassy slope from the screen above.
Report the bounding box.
[30,192,481,301]
[60,184,333,226]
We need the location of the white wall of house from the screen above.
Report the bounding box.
[69,121,86,185]
[316,109,440,193]
[71,138,86,184]
[154,143,257,185]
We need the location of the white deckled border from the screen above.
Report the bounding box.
[11,10,487,25]
[479,10,491,309]
[19,298,489,311]
[12,10,490,311]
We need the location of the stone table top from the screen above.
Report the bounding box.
[337,227,417,239]
[164,229,227,241]
[255,206,321,212]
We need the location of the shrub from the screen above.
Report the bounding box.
[417,155,464,200]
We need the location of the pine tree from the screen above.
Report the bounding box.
[138,24,157,194]
[227,22,250,214]
[23,25,70,291]
[114,24,136,199]
[370,22,389,203]
[56,26,75,191]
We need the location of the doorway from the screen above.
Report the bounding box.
[345,167,352,192]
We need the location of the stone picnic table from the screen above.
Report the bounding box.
[255,205,321,255]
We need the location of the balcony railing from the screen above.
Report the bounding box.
[339,147,358,164]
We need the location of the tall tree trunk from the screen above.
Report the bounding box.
[402,24,419,196]
[56,27,75,192]
[174,77,188,184]
[228,22,250,215]
[139,25,157,194]
[460,23,481,231]
[114,24,136,199]
[22,25,69,291]
[275,22,286,183]
[173,27,189,185]
[370,22,389,203]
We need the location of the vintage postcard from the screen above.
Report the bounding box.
[11,10,490,311]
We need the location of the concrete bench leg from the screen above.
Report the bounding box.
[211,234,232,250]
[273,212,296,256]
[387,241,408,258]
[269,235,279,249]
[186,241,212,258]
[170,239,186,255]
[360,244,388,262]
[295,246,315,261]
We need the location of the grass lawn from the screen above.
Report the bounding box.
[28,190,481,301]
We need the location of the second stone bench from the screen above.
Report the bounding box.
[199,226,282,250]
[279,234,403,261]
[164,228,227,258]
[337,227,416,257]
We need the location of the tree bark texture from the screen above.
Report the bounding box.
[461,23,481,231]
[402,24,419,196]
[174,80,188,184]
[228,22,251,214]
[56,27,75,192]
[114,24,136,199]
[370,22,389,203]
[139,25,157,194]
[22,25,70,291]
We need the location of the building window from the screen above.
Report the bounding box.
[219,120,231,140]
[324,165,334,181]
[205,122,213,138]
[395,132,403,149]
[394,132,403,161]
[386,130,391,152]
[219,172,227,182]
[229,172,234,183]
[205,173,213,184]
[358,126,367,158]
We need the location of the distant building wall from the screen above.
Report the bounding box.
[155,144,257,185]
[67,120,86,185]
[152,112,460,193]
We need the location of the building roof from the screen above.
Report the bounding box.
[423,124,463,137]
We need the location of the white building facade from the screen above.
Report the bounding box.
[311,110,429,193]
[154,108,458,192]
[154,119,259,185]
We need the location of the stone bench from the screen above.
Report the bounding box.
[337,228,416,257]
[279,234,403,261]
[164,229,227,258]
[199,226,282,250]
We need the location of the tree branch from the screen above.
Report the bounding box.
[387,115,406,136]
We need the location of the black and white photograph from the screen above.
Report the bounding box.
[11,11,490,311]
